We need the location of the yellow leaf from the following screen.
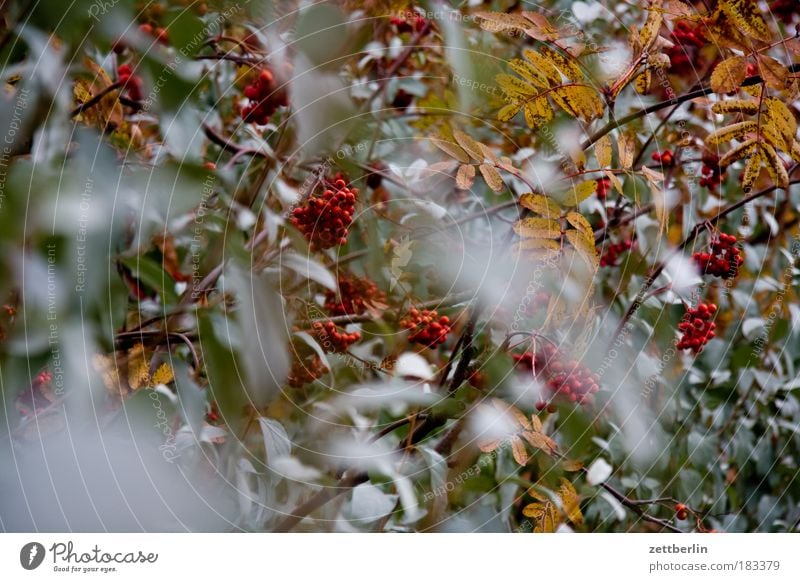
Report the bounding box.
[550,85,604,121]
[151,362,175,386]
[521,430,558,455]
[764,97,797,147]
[512,239,561,254]
[761,143,789,188]
[496,73,538,99]
[523,97,554,128]
[566,211,594,239]
[508,58,549,89]
[617,131,636,169]
[711,99,759,115]
[563,180,597,206]
[633,69,652,95]
[566,229,599,268]
[757,56,788,91]
[561,459,584,472]
[431,138,470,163]
[705,120,758,145]
[456,164,476,189]
[720,0,771,42]
[127,343,151,391]
[510,435,530,465]
[523,48,562,85]
[558,478,584,525]
[519,193,562,218]
[539,45,583,83]
[719,138,757,167]
[639,2,664,49]
[710,56,748,93]
[606,170,624,194]
[474,11,534,35]
[514,217,562,239]
[453,130,485,161]
[479,164,505,192]
[497,101,522,122]
[595,134,612,167]
[741,149,762,192]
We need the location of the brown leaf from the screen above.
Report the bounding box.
[757,56,788,91]
[510,435,530,466]
[479,164,505,192]
[617,132,636,169]
[456,164,476,189]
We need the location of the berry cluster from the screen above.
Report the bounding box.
[599,239,633,267]
[651,149,675,166]
[288,354,329,387]
[677,302,717,353]
[693,233,743,279]
[242,69,288,125]
[667,21,706,74]
[700,152,724,190]
[389,12,428,33]
[290,177,357,250]
[769,0,799,24]
[117,64,144,101]
[400,308,451,347]
[514,344,601,408]
[139,22,169,45]
[311,320,360,353]
[324,275,385,316]
[596,177,611,201]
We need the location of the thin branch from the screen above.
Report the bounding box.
[70,81,122,118]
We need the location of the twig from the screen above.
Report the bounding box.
[70,81,122,117]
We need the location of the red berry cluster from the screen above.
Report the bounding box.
[242,69,288,125]
[677,302,717,353]
[700,152,724,189]
[599,239,633,267]
[324,275,385,316]
[400,308,451,347]
[675,503,689,520]
[117,64,144,101]
[389,12,428,33]
[514,345,600,408]
[693,233,743,279]
[667,21,706,74]
[311,320,360,353]
[769,0,799,24]
[139,23,169,45]
[290,177,357,250]
[651,149,675,166]
[288,354,329,387]
[596,177,611,201]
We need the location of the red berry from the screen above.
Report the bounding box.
[241,67,288,125]
[291,174,357,250]
[400,308,451,348]
[692,233,743,279]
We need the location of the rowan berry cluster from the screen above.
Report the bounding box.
[651,149,675,166]
[693,233,743,279]
[699,152,725,189]
[596,176,611,201]
[311,320,361,353]
[242,69,288,125]
[667,21,706,74]
[599,239,633,267]
[290,177,357,250]
[288,354,329,387]
[389,12,428,33]
[514,344,601,408]
[324,275,385,316]
[139,23,169,45]
[117,64,144,101]
[677,302,717,353]
[400,308,451,347]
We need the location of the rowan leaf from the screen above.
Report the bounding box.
[710,56,748,94]
[558,478,584,525]
[757,56,788,91]
[741,149,763,192]
[521,430,558,455]
[566,229,599,268]
[764,97,797,147]
[761,143,789,188]
[456,164,476,189]
[508,58,549,89]
[512,239,561,254]
[718,138,757,167]
[705,120,758,145]
[523,97,554,128]
[566,211,594,239]
[595,134,613,167]
[513,217,562,239]
[519,193,562,218]
[478,439,502,453]
[550,85,605,121]
[539,45,583,83]
[510,435,530,465]
[431,138,470,163]
[523,48,562,85]
[151,362,175,386]
[617,132,636,169]
[453,130,486,161]
[720,0,771,42]
[633,69,652,95]
[563,180,597,206]
[711,99,759,115]
[639,3,664,49]
[497,101,522,122]
[473,11,533,34]
[496,73,538,99]
[479,164,505,192]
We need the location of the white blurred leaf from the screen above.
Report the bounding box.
[259,418,292,467]
[282,252,336,290]
[395,352,434,380]
[587,458,613,485]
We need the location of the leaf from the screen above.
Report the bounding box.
[550,85,604,121]
[456,164,476,189]
[566,211,594,239]
[566,229,599,268]
[151,362,175,386]
[558,478,584,525]
[710,56,748,93]
[479,164,505,192]
[617,132,636,169]
[510,435,530,465]
[282,252,336,290]
[522,97,554,128]
[496,73,538,99]
[512,239,561,255]
[719,138,757,167]
[720,0,771,42]
[741,149,763,192]
[521,430,558,455]
[474,11,533,34]
[633,69,651,95]
[513,217,562,239]
[453,130,486,161]
[259,417,292,467]
[711,99,759,115]
[761,142,789,188]
[519,193,562,218]
[508,58,549,89]
[563,180,597,206]
[606,170,624,194]
[757,56,788,91]
[522,48,562,85]
[595,134,613,167]
[639,3,664,50]
[586,458,613,485]
[561,459,584,472]
[497,101,522,122]
[539,45,583,82]
[764,97,797,147]
[479,439,503,453]
[705,120,757,145]
[431,138,470,163]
